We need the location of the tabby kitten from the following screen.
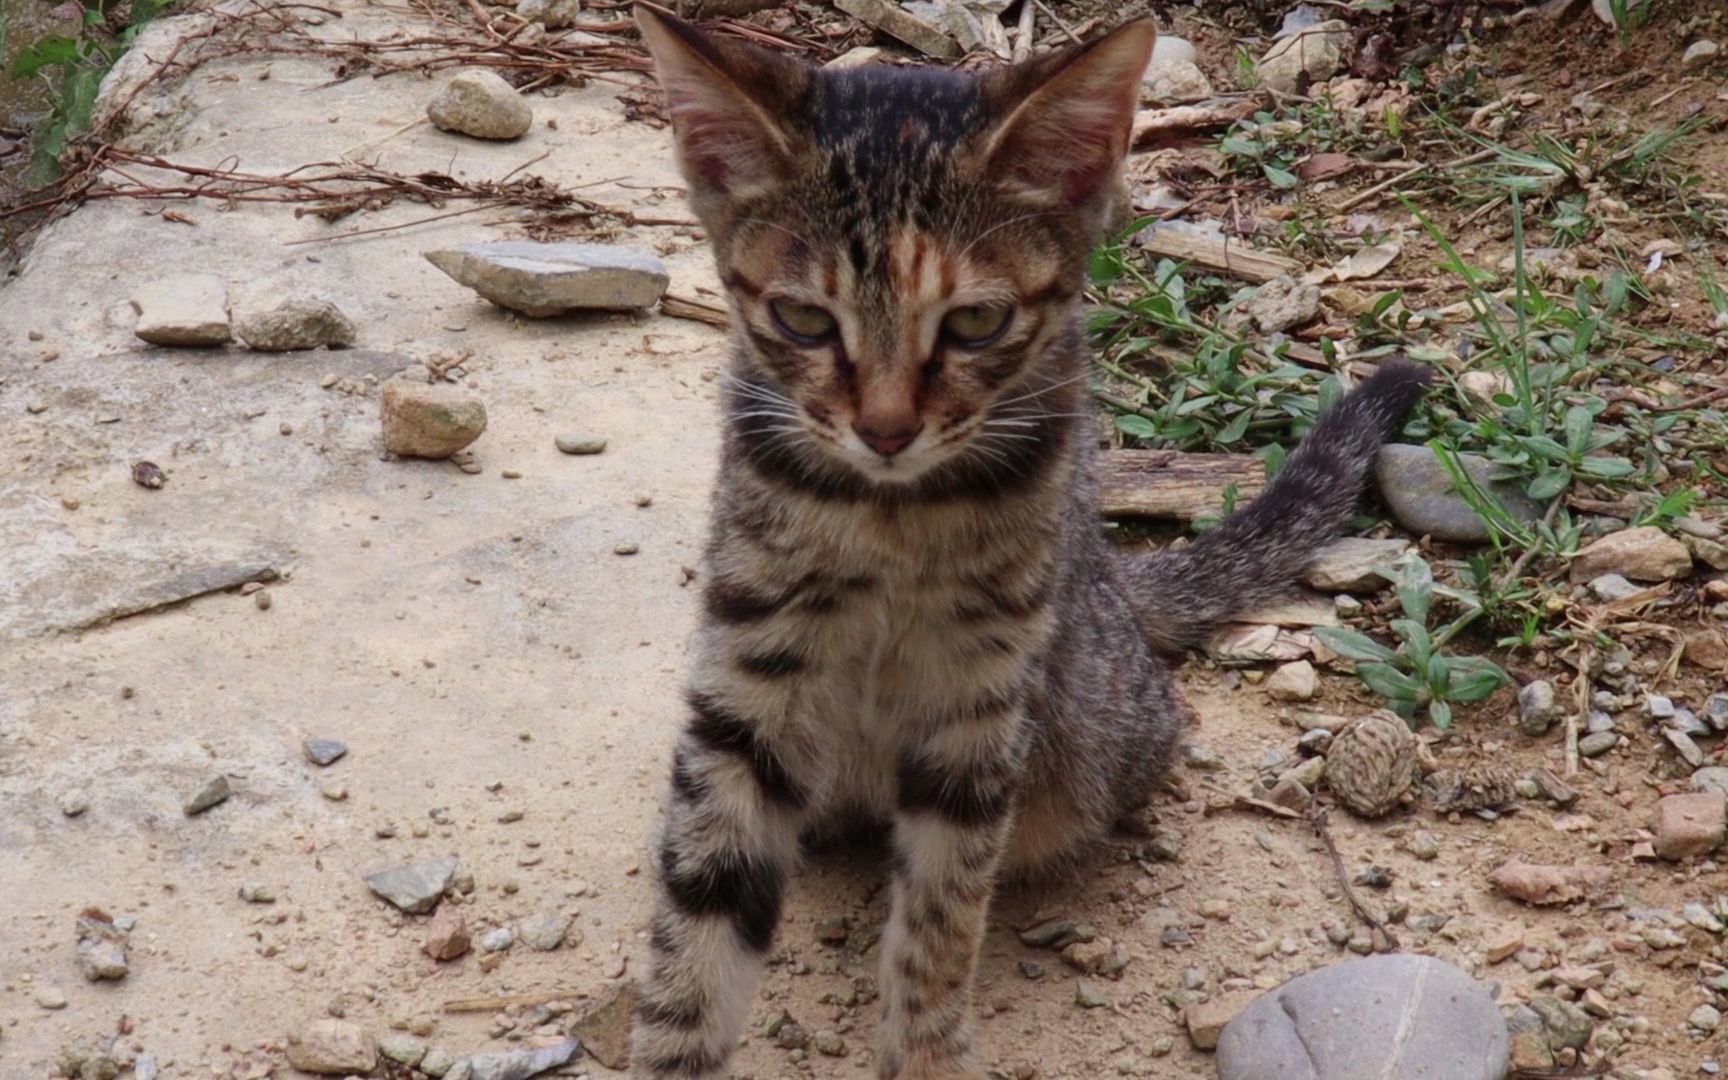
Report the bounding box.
[629,8,1430,1078]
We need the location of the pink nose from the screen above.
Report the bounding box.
[853,420,923,457]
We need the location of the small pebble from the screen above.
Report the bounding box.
[501,469,523,480]
[555,435,607,455]
[614,542,640,556]
[59,790,90,817]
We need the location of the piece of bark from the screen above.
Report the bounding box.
[659,292,729,327]
[1131,99,1262,151]
[1097,449,1264,520]
[1136,225,1304,283]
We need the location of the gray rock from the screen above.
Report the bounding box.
[1302,537,1409,592]
[1585,710,1614,734]
[1503,1004,1551,1070]
[76,938,128,981]
[1569,526,1692,583]
[517,0,580,27]
[234,296,356,351]
[427,69,532,140]
[1530,996,1592,1051]
[1692,1003,1724,1032]
[554,435,607,455]
[1684,40,1721,68]
[134,1054,159,1080]
[1669,708,1710,737]
[1256,20,1349,93]
[302,737,348,766]
[1148,34,1196,68]
[130,274,231,346]
[1143,58,1212,101]
[1217,954,1508,1080]
[35,986,68,1010]
[479,926,514,953]
[1588,573,1641,602]
[184,775,232,816]
[59,790,90,817]
[1517,680,1560,737]
[1692,767,1728,798]
[364,856,459,914]
[1664,728,1706,770]
[1239,274,1321,334]
[1578,731,1618,758]
[381,376,487,460]
[1645,694,1676,719]
[1708,693,1728,730]
[424,242,669,317]
[421,1048,458,1078]
[379,1034,429,1068]
[238,881,276,904]
[286,1019,377,1075]
[454,1039,581,1080]
[518,912,570,951]
[1374,445,1543,543]
[1266,660,1318,703]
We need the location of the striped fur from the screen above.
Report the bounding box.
[630,9,1429,1077]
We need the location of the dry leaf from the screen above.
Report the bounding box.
[1307,241,1403,285]
[1297,152,1353,182]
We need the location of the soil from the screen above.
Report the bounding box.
[2,2,1726,1079]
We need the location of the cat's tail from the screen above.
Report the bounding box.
[1124,359,1432,653]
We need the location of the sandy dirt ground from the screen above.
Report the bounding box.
[1,3,1722,1079]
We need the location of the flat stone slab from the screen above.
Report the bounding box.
[1217,953,1508,1079]
[364,856,459,914]
[424,242,669,317]
[131,273,232,346]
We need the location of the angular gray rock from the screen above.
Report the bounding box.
[1374,444,1543,543]
[449,1039,581,1080]
[302,737,348,766]
[518,912,570,951]
[424,242,669,317]
[131,274,231,346]
[184,776,232,815]
[364,856,459,914]
[427,70,532,140]
[1302,537,1410,592]
[1217,954,1508,1080]
[234,295,356,351]
[381,376,488,460]
[1517,680,1560,737]
[1256,20,1349,94]
[286,1019,377,1075]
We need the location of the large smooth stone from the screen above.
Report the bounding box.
[424,242,669,317]
[1375,444,1542,543]
[1217,954,1509,1079]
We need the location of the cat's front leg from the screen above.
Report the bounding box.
[875,711,1024,1080]
[631,683,811,1078]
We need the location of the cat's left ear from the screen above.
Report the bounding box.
[980,20,1156,207]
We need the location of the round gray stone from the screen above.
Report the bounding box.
[1217,953,1508,1080]
[1374,444,1543,543]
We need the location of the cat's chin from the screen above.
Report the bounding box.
[839,448,947,486]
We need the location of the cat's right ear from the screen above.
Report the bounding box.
[635,4,805,198]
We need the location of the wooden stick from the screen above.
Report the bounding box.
[1011,0,1035,63]
[659,292,730,327]
[1309,808,1400,951]
[1134,226,1303,283]
[1335,148,1497,212]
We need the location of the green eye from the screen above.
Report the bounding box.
[768,299,838,344]
[941,304,1013,347]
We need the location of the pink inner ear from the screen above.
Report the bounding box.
[991,23,1156,205]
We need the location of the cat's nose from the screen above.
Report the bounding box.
[853,418,923,457]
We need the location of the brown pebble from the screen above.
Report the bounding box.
[502,469,522,479]
[255,590,273,610]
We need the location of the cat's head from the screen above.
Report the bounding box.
[638,6,1154,487]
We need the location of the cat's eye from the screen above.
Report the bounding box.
[768,299,838,344]
[941,304,1013,348]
